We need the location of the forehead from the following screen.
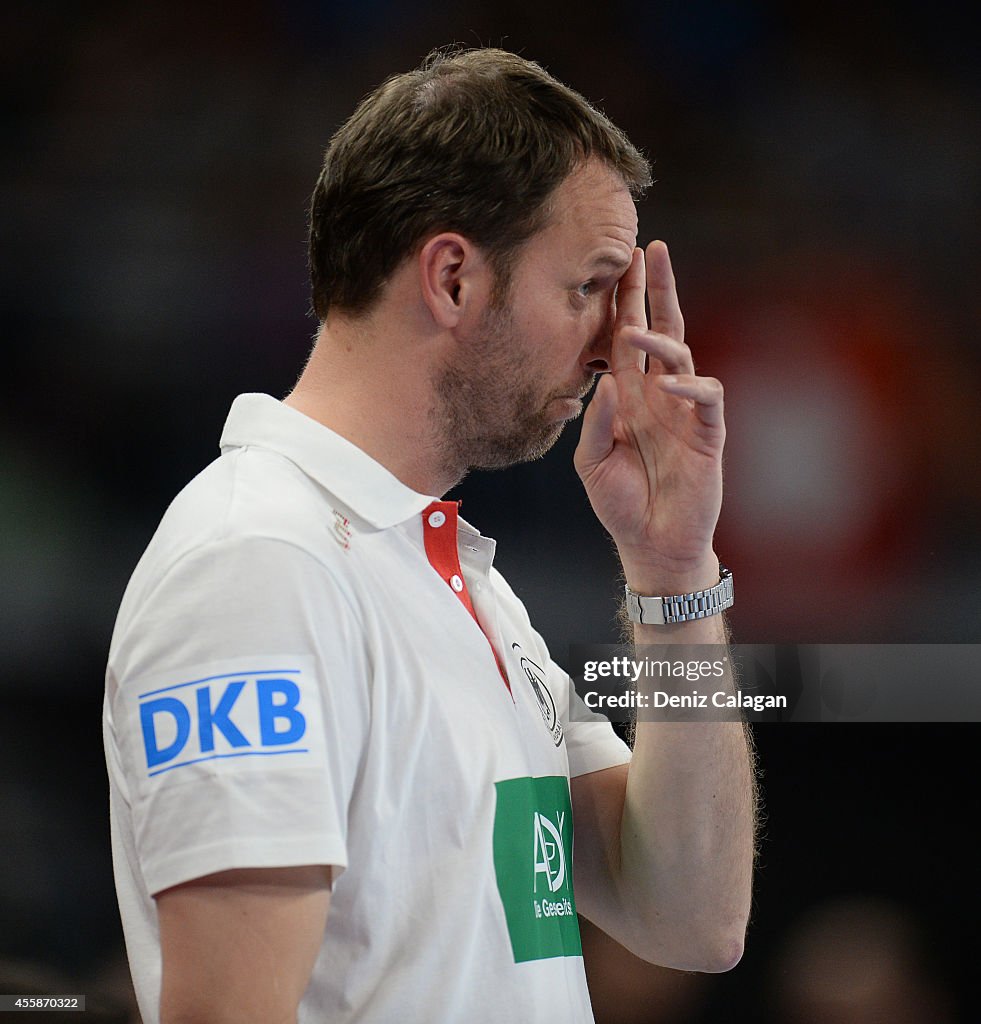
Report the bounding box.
[536,159,639,261]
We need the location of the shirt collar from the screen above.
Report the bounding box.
[219,393,437,529]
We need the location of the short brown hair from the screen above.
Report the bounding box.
[308,46,651,319]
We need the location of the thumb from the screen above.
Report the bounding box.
[574,373,618,477]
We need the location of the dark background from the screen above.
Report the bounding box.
[2,1,978,1020]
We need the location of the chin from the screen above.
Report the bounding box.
[469,422,565,471]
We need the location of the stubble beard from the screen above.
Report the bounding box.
[432,299,593,478]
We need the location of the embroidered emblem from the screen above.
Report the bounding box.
[512,643,564,747]
[331,510,352,551]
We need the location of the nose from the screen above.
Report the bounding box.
[581,293,616,373]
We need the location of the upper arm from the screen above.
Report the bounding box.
[157,865,332,1024]
[571,763,629,932]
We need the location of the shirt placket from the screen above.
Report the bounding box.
[422,501,513,698]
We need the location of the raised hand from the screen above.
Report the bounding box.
[574,241,724,588]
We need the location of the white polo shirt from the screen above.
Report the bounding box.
[104,393,631,1024]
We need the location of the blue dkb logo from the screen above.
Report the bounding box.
[138,671,308,776]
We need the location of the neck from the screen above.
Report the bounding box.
[284,317,465,497]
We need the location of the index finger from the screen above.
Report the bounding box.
[646,240,684,343]
[611,247,648,372]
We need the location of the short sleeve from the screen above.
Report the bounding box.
[105,537,369,895]
[550,660,632,778]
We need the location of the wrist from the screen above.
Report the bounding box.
[619,550,721,596]
[624,564,733,626]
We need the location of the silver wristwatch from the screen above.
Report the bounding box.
[624,566,734,625]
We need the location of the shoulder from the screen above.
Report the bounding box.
[166,445,342,557]
[137,445,357,591]
[108,447,362,669]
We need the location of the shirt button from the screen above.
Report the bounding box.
[450,574,464,592]
[428,510,446,528]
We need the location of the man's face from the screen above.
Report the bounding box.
[435,159,639,474]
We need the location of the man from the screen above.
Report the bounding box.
[104,47,755,1024]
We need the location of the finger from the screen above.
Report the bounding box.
[575,372,619,473]
[646,240,684,343]
[657,374,724,429]
[611,247,647,373]
[613,247,647,331]
[625,329,695,376]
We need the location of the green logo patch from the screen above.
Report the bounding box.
[492,775,582,962]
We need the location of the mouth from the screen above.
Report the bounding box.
[559,377,597,402]
[549,376,596,419]
[552,395,585,421]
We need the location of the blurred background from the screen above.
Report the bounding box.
[1,0,978,1020]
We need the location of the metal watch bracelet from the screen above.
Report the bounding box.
[624,565,734,625]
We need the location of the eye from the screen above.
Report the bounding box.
[577,281,595,298]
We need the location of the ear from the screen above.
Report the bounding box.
[417,233,491,329]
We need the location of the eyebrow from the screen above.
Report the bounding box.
[586,252,633,274]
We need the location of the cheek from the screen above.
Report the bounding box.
[512,298,591,373]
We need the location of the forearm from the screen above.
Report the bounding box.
[616,555,756,971]
[573,238,751,970]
